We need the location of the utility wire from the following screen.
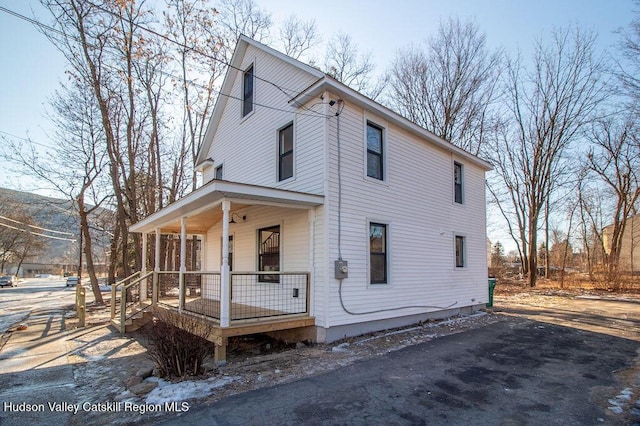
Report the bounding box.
[82,0,324,105]
[0,5,333,119]
[0,214,74,236]
[0,221,76,242]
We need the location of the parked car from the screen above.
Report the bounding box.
[0,275,17,287]
[66,276,80,287]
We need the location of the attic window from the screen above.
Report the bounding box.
[242,65,254,117]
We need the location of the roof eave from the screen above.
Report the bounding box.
[293,78,493,172]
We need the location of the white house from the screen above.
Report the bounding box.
[118,35,492,362]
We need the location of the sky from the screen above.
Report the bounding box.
[0,0,637,250]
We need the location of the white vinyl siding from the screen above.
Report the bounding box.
[201,45,324,195]
[325,98,487,326]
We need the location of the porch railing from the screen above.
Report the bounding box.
[111,271,154,333]
[230,272,310,321]
[113,270,310,330]
[110,271,140,319]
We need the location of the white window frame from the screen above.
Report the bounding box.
[242,63,255,119]
[363,115,389,185]
[454,234,466,269]
[214,164,224,180]
[277,121,295,183]
[367,220,390,285]
[453,161,464,205]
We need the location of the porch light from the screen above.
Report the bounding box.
[229,213,247,224]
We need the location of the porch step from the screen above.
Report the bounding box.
[111,310,154,333]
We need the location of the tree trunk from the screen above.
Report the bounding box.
[78,197,104,304]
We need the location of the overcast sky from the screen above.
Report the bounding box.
[0,0,636,250]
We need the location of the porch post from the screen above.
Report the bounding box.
[179,216,187,313]
[220,200,231,327]
[308,210,316,316]
[153,228,161,305]
[140,232,148,302]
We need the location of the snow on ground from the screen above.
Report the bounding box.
[144,375,240,405]
[0,312,29,335]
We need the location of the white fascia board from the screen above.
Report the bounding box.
[293,78,494,172]
[129,180,324,234]
[195,36,324,168]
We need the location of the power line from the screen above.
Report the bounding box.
[0,221,76,242]
[0,215,74,236]
[0,5,333,120]
[82,0,325,105]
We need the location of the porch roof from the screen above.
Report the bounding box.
[130,180,324,234]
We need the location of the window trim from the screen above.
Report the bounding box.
[454,161,464,204]
[242,64,255,118]
[368,221,388,285]
[366,121,385,181]
[455,234,466,268]
[257,225,281,283]
[214,164,224,180]
[278,122,294,182]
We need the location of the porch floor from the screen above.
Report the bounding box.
[183,297,292,321]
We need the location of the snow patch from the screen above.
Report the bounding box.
[331,343,352,353]
[144,375,239,404]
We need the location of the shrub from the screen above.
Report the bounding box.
[144,310,214,378]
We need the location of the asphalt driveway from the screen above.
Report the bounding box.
[161,298,640,426]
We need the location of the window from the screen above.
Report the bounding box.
[242,65,254,117]
[370,223,387,284]
[258,226,280,282]
[454,162,463,204]
[215,165,223,180]
[367,122,384,180]
[455,235,465,268]
[279,123,294,181]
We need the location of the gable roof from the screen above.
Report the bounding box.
[195,35,492,172]
[195,35,324,168]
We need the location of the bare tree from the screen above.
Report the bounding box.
[616,1,640,110]
[585,116,640,284]
[324,32,381,98]
[388,17,502,155]
[163,0,227,195]
[278,14,320,61]
[0,200,46,274]
[216,0,271,60]
[488,27,607,287]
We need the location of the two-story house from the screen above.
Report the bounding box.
[116,35,492,362]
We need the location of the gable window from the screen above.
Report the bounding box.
[370,222,387,284]
[279,123,294,181]
[454,162,463,204]
[258,226,280,282]
[367,122,384,180]
[215,164,223,180]
[242,65,254,117]
[455,235,465,268]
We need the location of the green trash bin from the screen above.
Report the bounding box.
[487,278,497,307]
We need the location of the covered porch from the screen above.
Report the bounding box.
[111,180,323,362]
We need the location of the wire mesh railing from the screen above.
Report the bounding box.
[230,272,310,321]
[156,271,180,308]
[183,272,221,318]
[113,270,310,326]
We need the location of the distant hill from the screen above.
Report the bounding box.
[0,188,112,265]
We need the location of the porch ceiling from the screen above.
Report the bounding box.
[129,180,324,234]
